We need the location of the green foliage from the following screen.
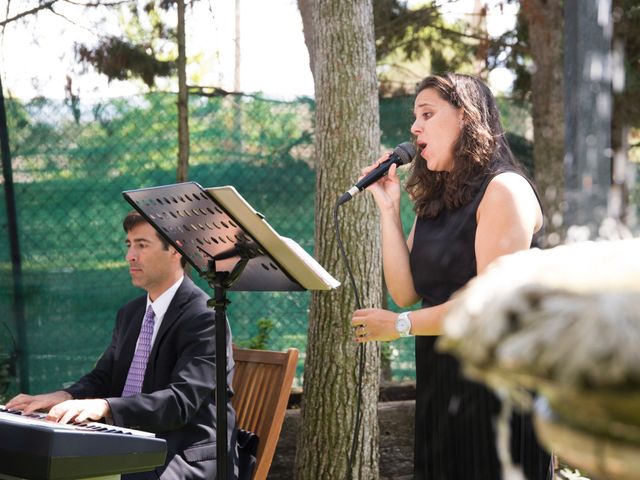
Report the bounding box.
[495,96,534,174]
[76,37,176,87]
[236,318,276,351]
[5,93,314,183]
[486,7,532,101]
[379,95,414,146]
[0,358,13,401]
[506,132,534,175]
[373,1,478,95]
[73,0,184,89]
[0,321,16,400]
[373,1,473,63]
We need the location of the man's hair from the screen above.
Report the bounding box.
[406,72,531,218]
[123,210,187,268]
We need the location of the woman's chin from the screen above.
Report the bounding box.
[426,157,453,172]
[426,159,442,172]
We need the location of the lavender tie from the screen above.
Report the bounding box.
[122,305,155,397]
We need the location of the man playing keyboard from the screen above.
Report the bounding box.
[7,210,238,479]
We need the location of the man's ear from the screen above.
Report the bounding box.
[172,241,184,260]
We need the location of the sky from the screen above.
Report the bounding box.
[0,0,517,100]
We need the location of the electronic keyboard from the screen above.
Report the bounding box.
[0,405,167,479]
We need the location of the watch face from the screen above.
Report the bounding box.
[397,315,411,334]
[398,318,410,331]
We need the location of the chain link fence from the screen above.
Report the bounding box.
[0,91,533,398]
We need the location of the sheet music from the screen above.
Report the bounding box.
[205,185,340,291]
[281,237,340,289]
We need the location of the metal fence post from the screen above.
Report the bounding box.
[0,77,29,393]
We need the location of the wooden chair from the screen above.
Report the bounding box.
[231,346,299,480]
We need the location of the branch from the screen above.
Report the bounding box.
[62,0,132,7]
[0,1,58,27]
[187,85,238,97]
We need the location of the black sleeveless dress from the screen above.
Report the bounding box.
[409,171,551,480]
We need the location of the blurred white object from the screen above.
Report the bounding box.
[439,238,640,393]
[437,238,640,480]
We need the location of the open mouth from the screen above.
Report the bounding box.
[417,142,427,155]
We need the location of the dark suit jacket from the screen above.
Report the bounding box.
[65,276,238,479]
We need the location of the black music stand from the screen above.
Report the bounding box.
[123,182,338,479]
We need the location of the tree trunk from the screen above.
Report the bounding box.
[521,0,565,245]
[471,0,488,79]
[176,0,189,182]
[297,0,315,77]
[296,1,382,479]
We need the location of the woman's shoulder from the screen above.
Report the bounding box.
[472,169,533,206]
[486,170,534,194]
[481,171,543,231]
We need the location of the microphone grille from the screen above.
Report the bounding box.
[394,142,417,165]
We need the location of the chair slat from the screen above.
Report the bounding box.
[231,345,299,480]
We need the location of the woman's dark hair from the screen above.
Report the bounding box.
[406,73,528,217]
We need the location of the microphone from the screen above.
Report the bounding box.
[337,142,417,206]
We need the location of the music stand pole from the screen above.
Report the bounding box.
[213,285,229,479]
[202,258,249,480]
[205,270,231,480]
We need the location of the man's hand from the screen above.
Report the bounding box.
[47,399,111,424]
[5,391,72,415]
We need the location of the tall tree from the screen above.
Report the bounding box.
[73,1,190,180]
[520,0,565,243]
[611,0,640,225]
[497,0,640,234]
[175,0,189,182]
[492,1,565,243]
[296,0,382,478]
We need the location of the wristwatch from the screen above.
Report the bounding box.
[395,312,413,337]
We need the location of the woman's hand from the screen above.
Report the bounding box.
[351,308,399,343]
[361,153,402,212]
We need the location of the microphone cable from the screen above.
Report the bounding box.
[333,201,366,480]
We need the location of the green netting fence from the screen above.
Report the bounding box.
[0,91,533,399]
